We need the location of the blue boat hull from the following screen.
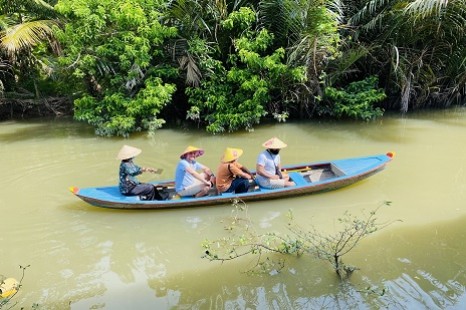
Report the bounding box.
[70,153,394,210]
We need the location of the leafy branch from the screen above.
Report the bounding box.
[202,200,399,279]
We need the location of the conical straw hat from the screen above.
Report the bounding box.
[0,278,19,298]
[221,147,243,163]
[262,137,287,149]
[180,146,205,159]
[116,145,142,160]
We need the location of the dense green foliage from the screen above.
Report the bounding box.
[324,76,385,120]
[185,7,306,133]
[259,0,341,100]
[54,0,178,136]
[0,0,465,135]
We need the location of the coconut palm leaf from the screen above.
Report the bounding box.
[346,0,465,111]
[178,53,202,86]
[325,45,370,86]
[0,19,56,54]
[165,0,246,87]
[405,0,449,18]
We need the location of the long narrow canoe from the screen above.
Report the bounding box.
[70,152,394,210]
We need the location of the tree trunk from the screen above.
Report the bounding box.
[400,70,412,113]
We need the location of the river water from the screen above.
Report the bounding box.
[1,108,465,309]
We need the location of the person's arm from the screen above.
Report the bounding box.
[256,164,279,179]
[126,162,142,176]
[198,163,215,182]
[202,167,213,177]
[233,164,252,179]
[276,161,291,181]
[186,166,211,185]
[255,153,274,179]
[202,166,216,185]
[240,166,253,178]
[275,163,283,179]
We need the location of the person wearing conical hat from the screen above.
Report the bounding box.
[175,146,214,198]
[117,145,167,200]
[255,137,295,189]
[216,147,254,194]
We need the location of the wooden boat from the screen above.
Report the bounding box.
[70,152,394,210]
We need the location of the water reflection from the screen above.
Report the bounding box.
[155,216,466,309]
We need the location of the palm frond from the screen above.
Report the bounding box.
[0,15,14,31]
[0,19,57,54]
[166,0,214,38]
[325,45,370,86]
[179,53,202,86]
[405,0,449,18]
[349,0,393,26]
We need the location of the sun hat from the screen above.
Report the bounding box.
[221,147,243,163]
[116,145,142,160]
[180,146,205,159]
[0,278,19,298]
[262,137,287,149]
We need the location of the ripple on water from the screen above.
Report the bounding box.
[2,117,466,309]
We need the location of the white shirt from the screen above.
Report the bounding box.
[255,150,280,183]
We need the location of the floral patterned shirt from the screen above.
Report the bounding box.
[119,160,142,194]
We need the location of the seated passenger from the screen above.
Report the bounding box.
[216,147,254,194]
[117,145,167,200]
[255,137,295,189]
[175,146,214,198]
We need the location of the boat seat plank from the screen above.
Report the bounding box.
[288,172,307,185]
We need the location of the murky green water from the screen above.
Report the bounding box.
[1,109,465,309]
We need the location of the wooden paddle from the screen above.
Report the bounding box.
[145,168,163,174]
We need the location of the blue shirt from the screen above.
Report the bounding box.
[119,160,142,194]
[175,159,203,192]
